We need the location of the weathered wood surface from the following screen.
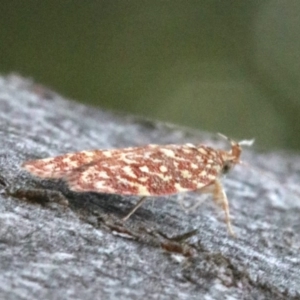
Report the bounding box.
[0,75,300,300]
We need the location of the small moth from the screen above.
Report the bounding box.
[22,134,253,236]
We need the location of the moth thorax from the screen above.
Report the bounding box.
[229,143,242,164]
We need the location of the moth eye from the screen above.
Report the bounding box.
[222,162,231,174]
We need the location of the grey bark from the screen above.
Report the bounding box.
[0,74,300,300]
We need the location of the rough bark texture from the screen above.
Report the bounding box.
[0,74,300,300]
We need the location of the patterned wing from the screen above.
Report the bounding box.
[64,144,224,196]
[22,147,143,179]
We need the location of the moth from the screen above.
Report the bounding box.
[22,134,253,236]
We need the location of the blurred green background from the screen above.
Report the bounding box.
[1,1,300,151]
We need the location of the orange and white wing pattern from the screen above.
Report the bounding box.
[22,147,143,179]
[65,144,227,196]
[22,141,244,196]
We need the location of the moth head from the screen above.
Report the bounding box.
[218,133,254,174]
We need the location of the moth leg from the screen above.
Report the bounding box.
[197,180,235,237]
[122,196,147,221]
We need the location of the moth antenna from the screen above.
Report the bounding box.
[217,133,231,142]
[238,139,255,147]
[218,133,254,147]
